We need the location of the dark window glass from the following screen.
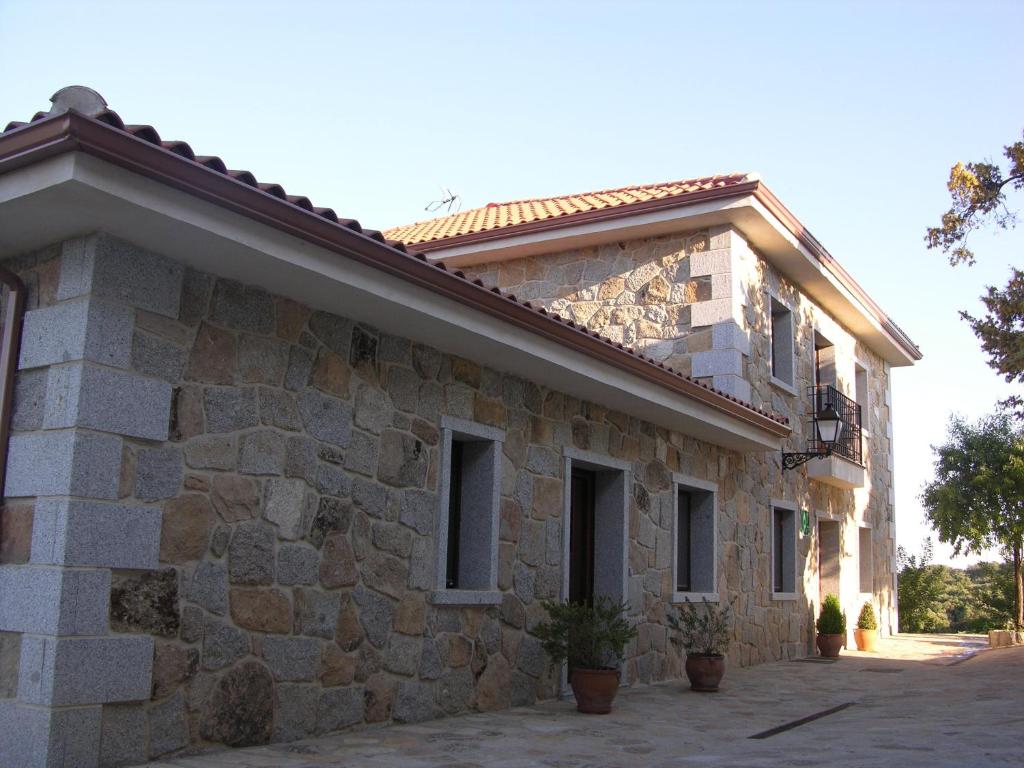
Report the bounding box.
[569,468,596,605]
[445,440,464,589]
[676,491,692,592]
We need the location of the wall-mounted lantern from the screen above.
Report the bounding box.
[782,401,845,470]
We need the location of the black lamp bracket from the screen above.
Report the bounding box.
[781,449,832,470]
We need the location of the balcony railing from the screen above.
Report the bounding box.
[807,384,863,465]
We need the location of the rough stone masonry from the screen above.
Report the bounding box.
[0,232,858,766]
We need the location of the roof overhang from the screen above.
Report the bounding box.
[417,185,922,368]
[0,116,789,452]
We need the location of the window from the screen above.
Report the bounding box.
[563,448,630,608]
[770,298,794,386]
[434,417,504,605]
[859,526,873,594]
[854,362,869,431]
[813,331,835,389]
[673,476,717,599]
[771,504,796,595]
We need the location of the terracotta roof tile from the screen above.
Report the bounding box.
[385,175,752,246]
[0,103,788,429]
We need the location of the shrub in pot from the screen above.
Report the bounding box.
[854,601,878,652]
[535,596,637,714]
[816,594,847,658]
[667,596,732,692]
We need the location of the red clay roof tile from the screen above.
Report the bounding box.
[0,106,788,429]
[384,175,753,246]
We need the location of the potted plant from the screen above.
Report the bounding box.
[667,596,732,692]
[816,594,847,658]
[854,601,878,651]
[535,596,637,714]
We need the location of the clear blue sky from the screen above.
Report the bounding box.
[2,1,1022,565]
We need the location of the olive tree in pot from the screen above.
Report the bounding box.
[854,601,878,652]
[816,594,847,658]
[667,597,732,691]
[535,596,637,714]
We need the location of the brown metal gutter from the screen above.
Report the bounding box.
[0,113,790,439]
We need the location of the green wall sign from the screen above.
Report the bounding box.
[800,509,811,536]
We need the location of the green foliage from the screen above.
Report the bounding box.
[921,412,1024,627]
[925,134,1024,267]
[897,539,947,632]
[666,597,732,656]
[856,602,878,631]
[534,596,638,671]
[925,133,1024,400]
[897,539,1017,632]
[961,269,1024,398]
[816,594,846,635]
[964,561,1016,630]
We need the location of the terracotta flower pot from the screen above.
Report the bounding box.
[816,633,844,658]
[569,668,620,714]
[854,628,877,652]
[685,654,725,692]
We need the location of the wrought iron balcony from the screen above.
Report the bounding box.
[807,384,863,465]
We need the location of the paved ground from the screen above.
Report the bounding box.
[147,635,1023,768]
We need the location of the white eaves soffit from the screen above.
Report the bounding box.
[424,193,920,368]
[0,152,785,453]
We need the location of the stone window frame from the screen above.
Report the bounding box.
[812,327,837,390]
[854,358,871,438]
[858,524,873,596]
[769,499,799,601]
[430,416,504,606]
[767,292,797,396]
[559,447,631,610]
[671,473,719,604]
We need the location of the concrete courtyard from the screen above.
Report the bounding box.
[146,635,1022,768]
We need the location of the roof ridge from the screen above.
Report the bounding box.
[385,172,753,235]
[479,172,751,209]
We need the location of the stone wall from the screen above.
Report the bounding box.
[465,224,898,637]
[0,232,823,765]
[730,229,898,634]
[467,227,751,401]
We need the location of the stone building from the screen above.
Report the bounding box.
[0,88,919,767]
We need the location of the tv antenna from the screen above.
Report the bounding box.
[425,187,460,214]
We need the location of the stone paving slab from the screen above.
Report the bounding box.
[145,635,1023,768]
